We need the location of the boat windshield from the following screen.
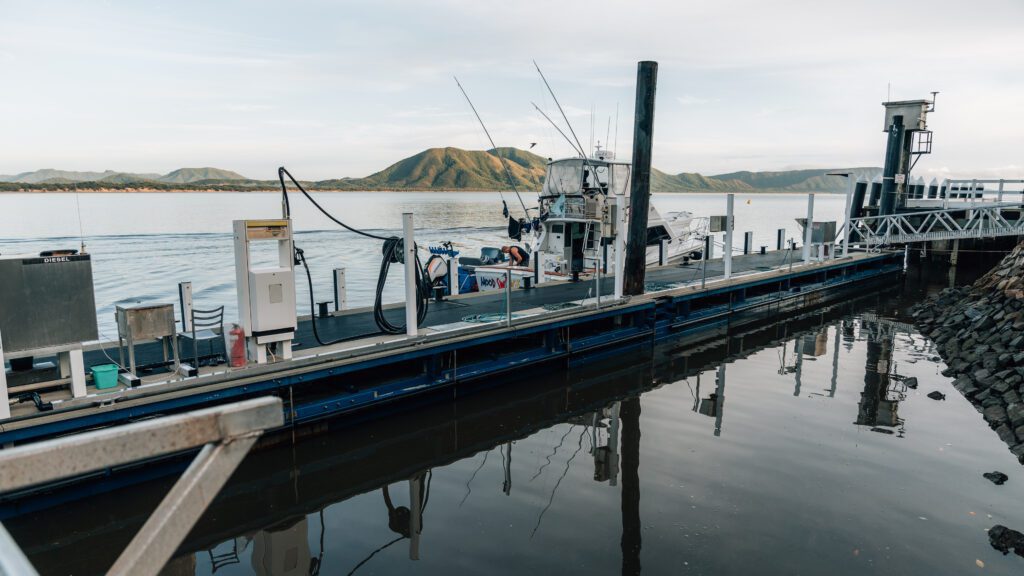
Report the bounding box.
[543,160,584,196]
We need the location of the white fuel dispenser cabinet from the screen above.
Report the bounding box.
[233,219,297,364]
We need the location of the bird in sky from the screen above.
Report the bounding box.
[529,142,537,149]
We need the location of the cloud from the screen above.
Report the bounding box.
[676,94,715,106]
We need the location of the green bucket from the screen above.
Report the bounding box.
[91,364,120,389]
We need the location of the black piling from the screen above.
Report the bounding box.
[624,61,658,297]
[880,115,904,217]
[850,178,868,218]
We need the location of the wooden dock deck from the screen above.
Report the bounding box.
[0,249,903,444]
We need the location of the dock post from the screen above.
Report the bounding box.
[802,193,814,264]
[402,213,418,337]
[723,194,734,279]
[743,232,752,255]
[701,235,711,288]
[449,258,460,295]
[624,61,658,297]
[178,282,193,332]
[0,328,8,420]
[505,268,512,327]
[614,191,626,299]
[595,258,601,309]
[333,268,347,310]
[951,238,960,266]
[776,228,785,251]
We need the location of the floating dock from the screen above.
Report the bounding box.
[0,283,901,575]
[0,249,902,445]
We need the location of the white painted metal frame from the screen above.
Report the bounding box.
[0,396,283,576]
[849,202,1024,247]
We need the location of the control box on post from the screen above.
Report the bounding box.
[233,220,297,364]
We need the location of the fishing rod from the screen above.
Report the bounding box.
[533,61,603,189]
[453,76,530,220]
[530,102,584,157]
[533,61,596,166]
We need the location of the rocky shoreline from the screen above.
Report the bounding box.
[912,241,1024,463]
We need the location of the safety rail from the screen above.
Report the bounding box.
[0,397,283,576]
[907,178,1024,210]
[848,202,1024,247]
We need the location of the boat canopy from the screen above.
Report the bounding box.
[541,158,631,198]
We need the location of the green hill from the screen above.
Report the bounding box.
[158,167,247,184]
[350,147,547,190]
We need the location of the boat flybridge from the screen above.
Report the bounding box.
[456,147,709,292]
[531,147,708,276]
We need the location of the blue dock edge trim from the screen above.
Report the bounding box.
[0,254,903,444]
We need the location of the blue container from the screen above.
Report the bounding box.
[91,364,119,390]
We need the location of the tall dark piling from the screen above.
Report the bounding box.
[851,177,868,219]
[623,61,658,296]
[880,115,904,216]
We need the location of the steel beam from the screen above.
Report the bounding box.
[107,437,258,576]
[0,397,282,493]
[0,522,37,576]
[0,397,281,576]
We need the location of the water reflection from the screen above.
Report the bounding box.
[7,269,1024,575]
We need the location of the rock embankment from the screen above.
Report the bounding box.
[913,241,1024,462]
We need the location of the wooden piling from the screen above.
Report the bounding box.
[623,61,658,296]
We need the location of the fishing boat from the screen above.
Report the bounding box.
[453,146,709,292]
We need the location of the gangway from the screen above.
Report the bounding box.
[846,179,1024,248]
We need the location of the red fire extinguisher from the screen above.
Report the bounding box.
[228,324,247,368]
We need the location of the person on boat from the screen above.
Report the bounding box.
[501,245,530,267]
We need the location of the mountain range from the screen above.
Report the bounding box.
[0,148,880,193]
[0,167,247,185]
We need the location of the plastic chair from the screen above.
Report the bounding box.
[179,306,225,368]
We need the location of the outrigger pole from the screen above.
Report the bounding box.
[453,76,530,219]
[530,102,584,157]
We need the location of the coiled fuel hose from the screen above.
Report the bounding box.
[279,167,430,339]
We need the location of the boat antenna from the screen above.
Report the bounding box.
[533,61,592,164]
[613,102,620,157]
[530,102,583,156]
[453,76,529,219]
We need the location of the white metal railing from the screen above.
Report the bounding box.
[906,178,1024,210]
[849,202,1024,247]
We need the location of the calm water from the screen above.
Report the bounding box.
[4,264,1024,575]
[0,192,846,336]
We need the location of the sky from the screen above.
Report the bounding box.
[1,0,1022,181]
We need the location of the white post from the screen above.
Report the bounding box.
[178,282,193,332]
[724,194,734,279]
[803,193,815,264]
[402,213,418,337]
[68,348,86,398]
[842,178,853,258]
[998,179,1005,203]
[614,192,626,299]
[333,268,347,311]
[449,257,460,295]
[0,328,9,420]
[535,251,547,285]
